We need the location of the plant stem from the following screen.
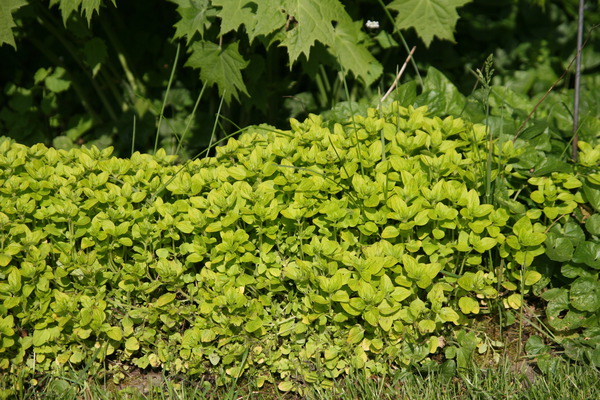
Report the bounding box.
[572,0,584,162]
[154,42,180,153]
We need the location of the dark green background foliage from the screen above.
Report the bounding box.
[1,0,598,158]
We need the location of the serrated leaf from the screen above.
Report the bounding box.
[213,0,255,35]
[186,40,249,103]
[171,0,217,42]
[249,0,287,41]
[331,19,382,85]
[417,67,466,116]
[388,0,472,46]
[572,241,600,269]
[280,0,346,62]
[56,0,114,25]
[0,0,27,49]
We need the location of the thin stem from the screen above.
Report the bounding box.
[380,46,416,103]
[513,23,600,143]
[207,93,226,158]
[572,0,584,162]
[131,114,136,156]
[175,82,208,157]
[154,42,181,153]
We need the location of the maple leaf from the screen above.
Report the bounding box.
[213,0,255,36]
[54,0,115,25]
[185,41,249,103]
[249,0,287,41]
[0,0,27,49]
[280,0,347,63]
[332,19,382,86]
[170,0,217,43]
[387,0,471,46]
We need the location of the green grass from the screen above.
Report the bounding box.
[7,359,599,400]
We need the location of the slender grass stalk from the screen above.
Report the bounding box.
[150,92,228,202]
[513,23,599,143]
[207,93,226,159]
[572,0,584,162]
[377,47,415,202]
[380,46,417,104]
[224,347,250,400]
[131,114,136,156]
[154,42,181,153]
[175,82,208,156]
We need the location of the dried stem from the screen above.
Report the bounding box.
[380,46,417,103]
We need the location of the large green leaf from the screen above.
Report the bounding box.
[332,19,382,85]
[387,0,471,46]
[250,0,287,40]
[570,277,600,312]
[280,0,346,62]
[171,0,217,43]
[186,40,249,103]
[0,0,26,49]
[544,232,574,262]
[213,0,255,35]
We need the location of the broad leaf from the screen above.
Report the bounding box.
[171,0,217,43]
[332,19,382,85]
[387,0,471,46]
[280,0,347,62]
[186,40,249,103]
[0,0,27,49]
[250,0,287,41]
[570,277,600,312]
[213,0,255,35]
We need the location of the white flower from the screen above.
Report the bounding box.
[365,20,379,30]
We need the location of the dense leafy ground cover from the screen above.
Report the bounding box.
[1,97,600,398]
[1,0,599,399]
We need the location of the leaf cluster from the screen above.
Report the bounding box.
[2,99,589,392]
